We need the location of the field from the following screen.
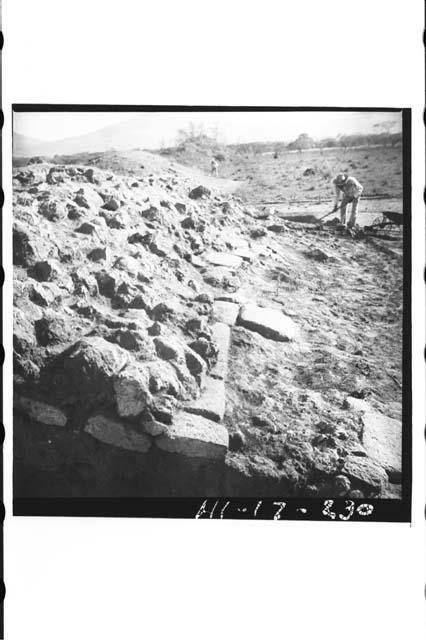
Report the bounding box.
[221,145,403,203]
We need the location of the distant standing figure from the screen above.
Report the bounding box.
[332,172,364,228]
[211,157,219,177]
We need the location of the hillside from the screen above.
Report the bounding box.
[13,151,403,499]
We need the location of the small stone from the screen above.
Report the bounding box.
[348,489,364,499]
[195,292,214,305]
[184,347,206,376]
[334,474,351,496]
[95,271,116,298]
[267,224,286,233]
[38,199,67,222]
[142,205,162,222]
[87,247,107,262]
[304,248,332,262]
[146,360,181,397]
[250,227,267,239]
[150,394,177,426]
[84,168,99,184]
[154,338,181,361]
[34,313,68,346]
[114,363,151,417]
[175,202,187,214]
[102,196,120,211]
[189,185,211,200]
[151,302,176,322]
[28,260,54,282]
[148,322,162,336]
[229,430,246,451]
[188,337,216,362]
[15,395,67,427]
[111,330,155,358]
[75,222,96,235]
[29,282,56,307]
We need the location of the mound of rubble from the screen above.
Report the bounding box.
[13,159,274,496]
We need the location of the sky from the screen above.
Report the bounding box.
[13,110,402,147]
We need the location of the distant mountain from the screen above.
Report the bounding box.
[13,117,178,158]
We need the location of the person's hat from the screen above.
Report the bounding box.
[334,173,347,185]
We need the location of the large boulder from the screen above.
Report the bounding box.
[46,337,130,402]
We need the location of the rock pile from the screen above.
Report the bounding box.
[13,160,261,467]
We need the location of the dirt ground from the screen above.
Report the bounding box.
[222,218,403,497]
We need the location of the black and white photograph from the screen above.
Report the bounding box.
[2,1,425,639]
[12,107,411,516]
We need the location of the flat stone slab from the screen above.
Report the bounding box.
[213,300,240,325]
[362,412,402,481]
[237,304,300,342]
[184,377,226,423]
[156,411,228,459]
[15,395,67,427]
[343,455,389,491]
[232,248,256,262]
[344,396,372,413]
[85,415,152,453]
[210,322,231,380]
[204,252,242,270]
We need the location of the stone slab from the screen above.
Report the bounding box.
[213,300,240,326]
[155,411,228,459]
[15,395,67,427]
[343,455,388,491]
[344,396,372,413]
[210,322,231,380]
[232,248,256,262]
[362,412,402,481]
[85,415,152,453]
[237,304,300,342]
[204,252,242,270]
[184,377,226,423]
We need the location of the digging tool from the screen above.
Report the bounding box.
[315,205,340,223]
